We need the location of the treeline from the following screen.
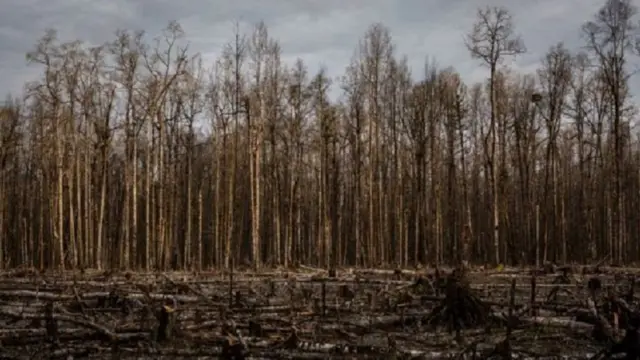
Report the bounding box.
[0,0,638,270]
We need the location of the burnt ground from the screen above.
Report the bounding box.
[0,265,636,359]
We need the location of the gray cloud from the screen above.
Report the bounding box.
[0,0,636,101]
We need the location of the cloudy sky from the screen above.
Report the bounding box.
[0,0,637,101]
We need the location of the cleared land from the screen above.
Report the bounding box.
[0,265,635,359]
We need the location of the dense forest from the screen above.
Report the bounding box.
[0,0,638,271]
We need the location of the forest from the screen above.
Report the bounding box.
[0,0,638,271]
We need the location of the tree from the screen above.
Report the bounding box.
[466,6,525,265]
[536,43,573,264]
[583,0,639,264]
[1,6,639,272]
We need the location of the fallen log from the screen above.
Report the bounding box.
[0,307,120,341]
[518,316,594,331]
[346,311,431,329]
[0,289,201,304]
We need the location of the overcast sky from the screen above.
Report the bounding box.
[0,0,638,102]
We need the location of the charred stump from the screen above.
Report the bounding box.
[248,320,263,337]
[153,297,177,343]
[600,318,640,360]
[281,327,300,349]
[221,337,246,360]
[425,268,490,339]
[44,301,58,345]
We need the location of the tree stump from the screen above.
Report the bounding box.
[425,267,490,339]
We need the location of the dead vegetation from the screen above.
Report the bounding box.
[0,266,638,359]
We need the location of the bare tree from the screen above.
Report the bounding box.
[583,0,639,264]
[466,6,525,265]
[536,43,573,264]
[1,8,640,272]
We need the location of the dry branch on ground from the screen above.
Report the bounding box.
[0,266,637,359]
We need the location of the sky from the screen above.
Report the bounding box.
[0,0,638,103]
